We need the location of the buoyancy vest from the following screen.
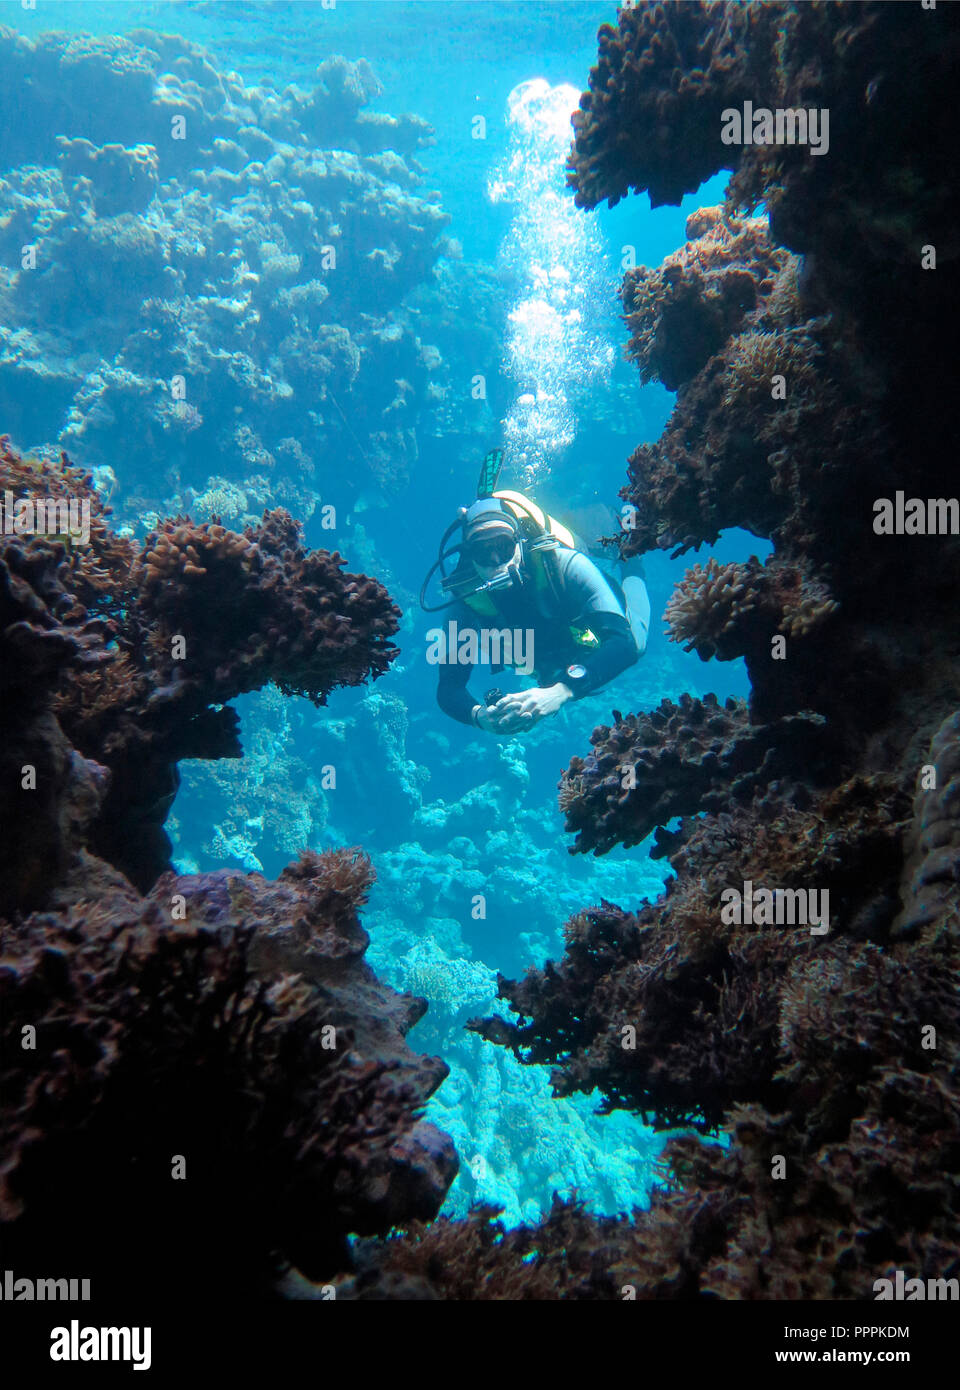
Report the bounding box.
[461,492,609,661]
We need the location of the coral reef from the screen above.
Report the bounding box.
[365,918,664,1228]
[0,442,453,1299]
[558,693,832,856]
[1,437,399,896]
[0,29,453,509]
[5,0,960,1305]
[462,0,960,1299]
[566,1,760,211]
[622,209,788,391]
[335,1196,698,1299]
[1,848,455,1298]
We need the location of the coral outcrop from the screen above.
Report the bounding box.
[0,438,399,893]
[0,443,453,1298]
[558,693,831,856]
[622,209,787,391]
[465,0,960,1299]
[1,848,455,1298]
[0,29,453,509]
[566,0,761,211]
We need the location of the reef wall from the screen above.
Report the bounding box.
[0,26,495,521]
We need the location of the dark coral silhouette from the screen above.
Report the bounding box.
[0,437,400,894]
[0,441,451,1298]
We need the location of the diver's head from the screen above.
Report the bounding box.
[461,498,522,582]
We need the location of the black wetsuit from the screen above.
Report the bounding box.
[436,548,639,727]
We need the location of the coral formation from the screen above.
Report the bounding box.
[662,555,838,661]
[0,442,453,1298]
[0,29,453,509]
[622,209,788,391]
[1,436,399,895]
[5,0,960,1306]
[567,1,760,210]
[557,693,832,855]
[365,918,664,1228]
[462,0,960,1299]
[1,848,455,1297]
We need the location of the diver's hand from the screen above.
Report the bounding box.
[472,704,516,736]
[492,683,574,733]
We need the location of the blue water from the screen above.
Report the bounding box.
[0,0,767,1227]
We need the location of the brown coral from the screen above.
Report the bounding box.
[621,210,789,391]
[567,1,765,211]
[0,440,401,893]
[663,557,760,656]
[663,554,838,663]
[557,693,832,856]
[0,848,455,1297]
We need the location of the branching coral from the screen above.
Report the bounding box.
[663,555,838,662]
[663,557,760,656]
[475,771,917,1142]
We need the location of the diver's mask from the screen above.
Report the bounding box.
[468,533,523,593]
[419,495,525,612]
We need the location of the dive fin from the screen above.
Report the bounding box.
[476,447,504,498]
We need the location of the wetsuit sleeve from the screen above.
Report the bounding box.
[435,605,480,726]
[437,658,479,726]
[556,551,639,698]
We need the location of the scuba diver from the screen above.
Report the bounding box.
[420,449,651,736]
